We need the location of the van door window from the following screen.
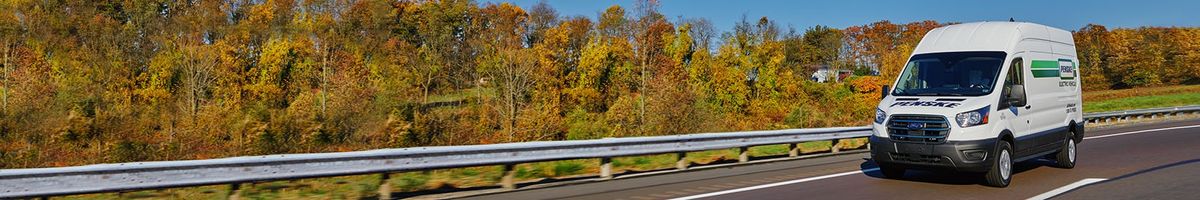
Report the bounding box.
[1000,58,1024,109]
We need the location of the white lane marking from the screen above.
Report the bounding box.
[668,168,880,200]
[1027,178,1107,200]
[671,123,1200,200]
[1083,124,1200,140]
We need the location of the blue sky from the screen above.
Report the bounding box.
[483,0,1199,32]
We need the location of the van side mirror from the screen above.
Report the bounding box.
[881,85,890,98]
[1008,85,1027,107]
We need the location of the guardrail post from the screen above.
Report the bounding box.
[378,173,392,199]
[738,147,750,163]
[228,183,242,200]
[501,164,517,189]
[788,143,799,157]
[600,157,613,179]
[830,139,841,153]
[675,152,689,170]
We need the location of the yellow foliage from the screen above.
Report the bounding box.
[3,1,1196,170]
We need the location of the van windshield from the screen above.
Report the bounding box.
[892,51,1006,97]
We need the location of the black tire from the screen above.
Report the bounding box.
[985,141,1013,187]
[879,164,906,179]
[1052,133,1077,169]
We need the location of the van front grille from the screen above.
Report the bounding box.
[887,114,951,144]
[889,153,945,163]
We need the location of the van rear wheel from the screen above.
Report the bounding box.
[1052,133,1077,169]
[984,141,1013,187]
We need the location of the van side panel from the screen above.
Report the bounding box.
[1047,27,1085,125]
[1013,30,1080,157]
[1050,42,1082,125]
[1020,47,1067,156]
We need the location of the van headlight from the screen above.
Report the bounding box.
[955,106,990,128]
[874,108,886,124]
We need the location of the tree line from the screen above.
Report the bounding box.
[1075,24,1200,90]
[0,0,1194,168]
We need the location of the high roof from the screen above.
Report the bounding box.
[912,22,1074,55]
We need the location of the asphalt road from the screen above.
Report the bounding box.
[461,119,1200,200]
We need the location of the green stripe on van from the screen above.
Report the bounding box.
[1032,70,1060,78]
[1031,60,1059,69]
[1031,60,1060,78]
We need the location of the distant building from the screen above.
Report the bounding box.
[811,65,853,83]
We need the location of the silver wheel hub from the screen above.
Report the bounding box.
[1068,140,1076,163]
[1000,149,1011,180]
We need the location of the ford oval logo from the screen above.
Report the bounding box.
[906,122,926,130]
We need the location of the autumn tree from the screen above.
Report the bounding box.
[524,13,589,141]
[0,5,18,114]
[645,22,706,135]
[1163,28,1200,85]
[682,18,717,51]
[477,2,538,142]
[843,20,941,81]
[569,5,632,113]
[525,1,558,46]
[1074,24,1112,90]
[414,0,479,99]
[628,0,675,134]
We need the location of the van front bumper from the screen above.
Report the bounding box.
[869,136,997,172]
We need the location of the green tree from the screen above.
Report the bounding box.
[787,25,842,76]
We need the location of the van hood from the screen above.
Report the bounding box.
[879,96,993,117]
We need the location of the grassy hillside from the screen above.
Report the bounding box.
[1083,85,1200,112]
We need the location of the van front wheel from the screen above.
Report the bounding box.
[984,141,1013,187]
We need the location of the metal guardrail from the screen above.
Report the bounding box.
[0,127,871,198]
[1,105,1197,198]
[1083,105,1200,124]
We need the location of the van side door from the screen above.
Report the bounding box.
[1000,57,1032,155]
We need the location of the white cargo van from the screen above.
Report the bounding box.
[869,22,1083,187]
